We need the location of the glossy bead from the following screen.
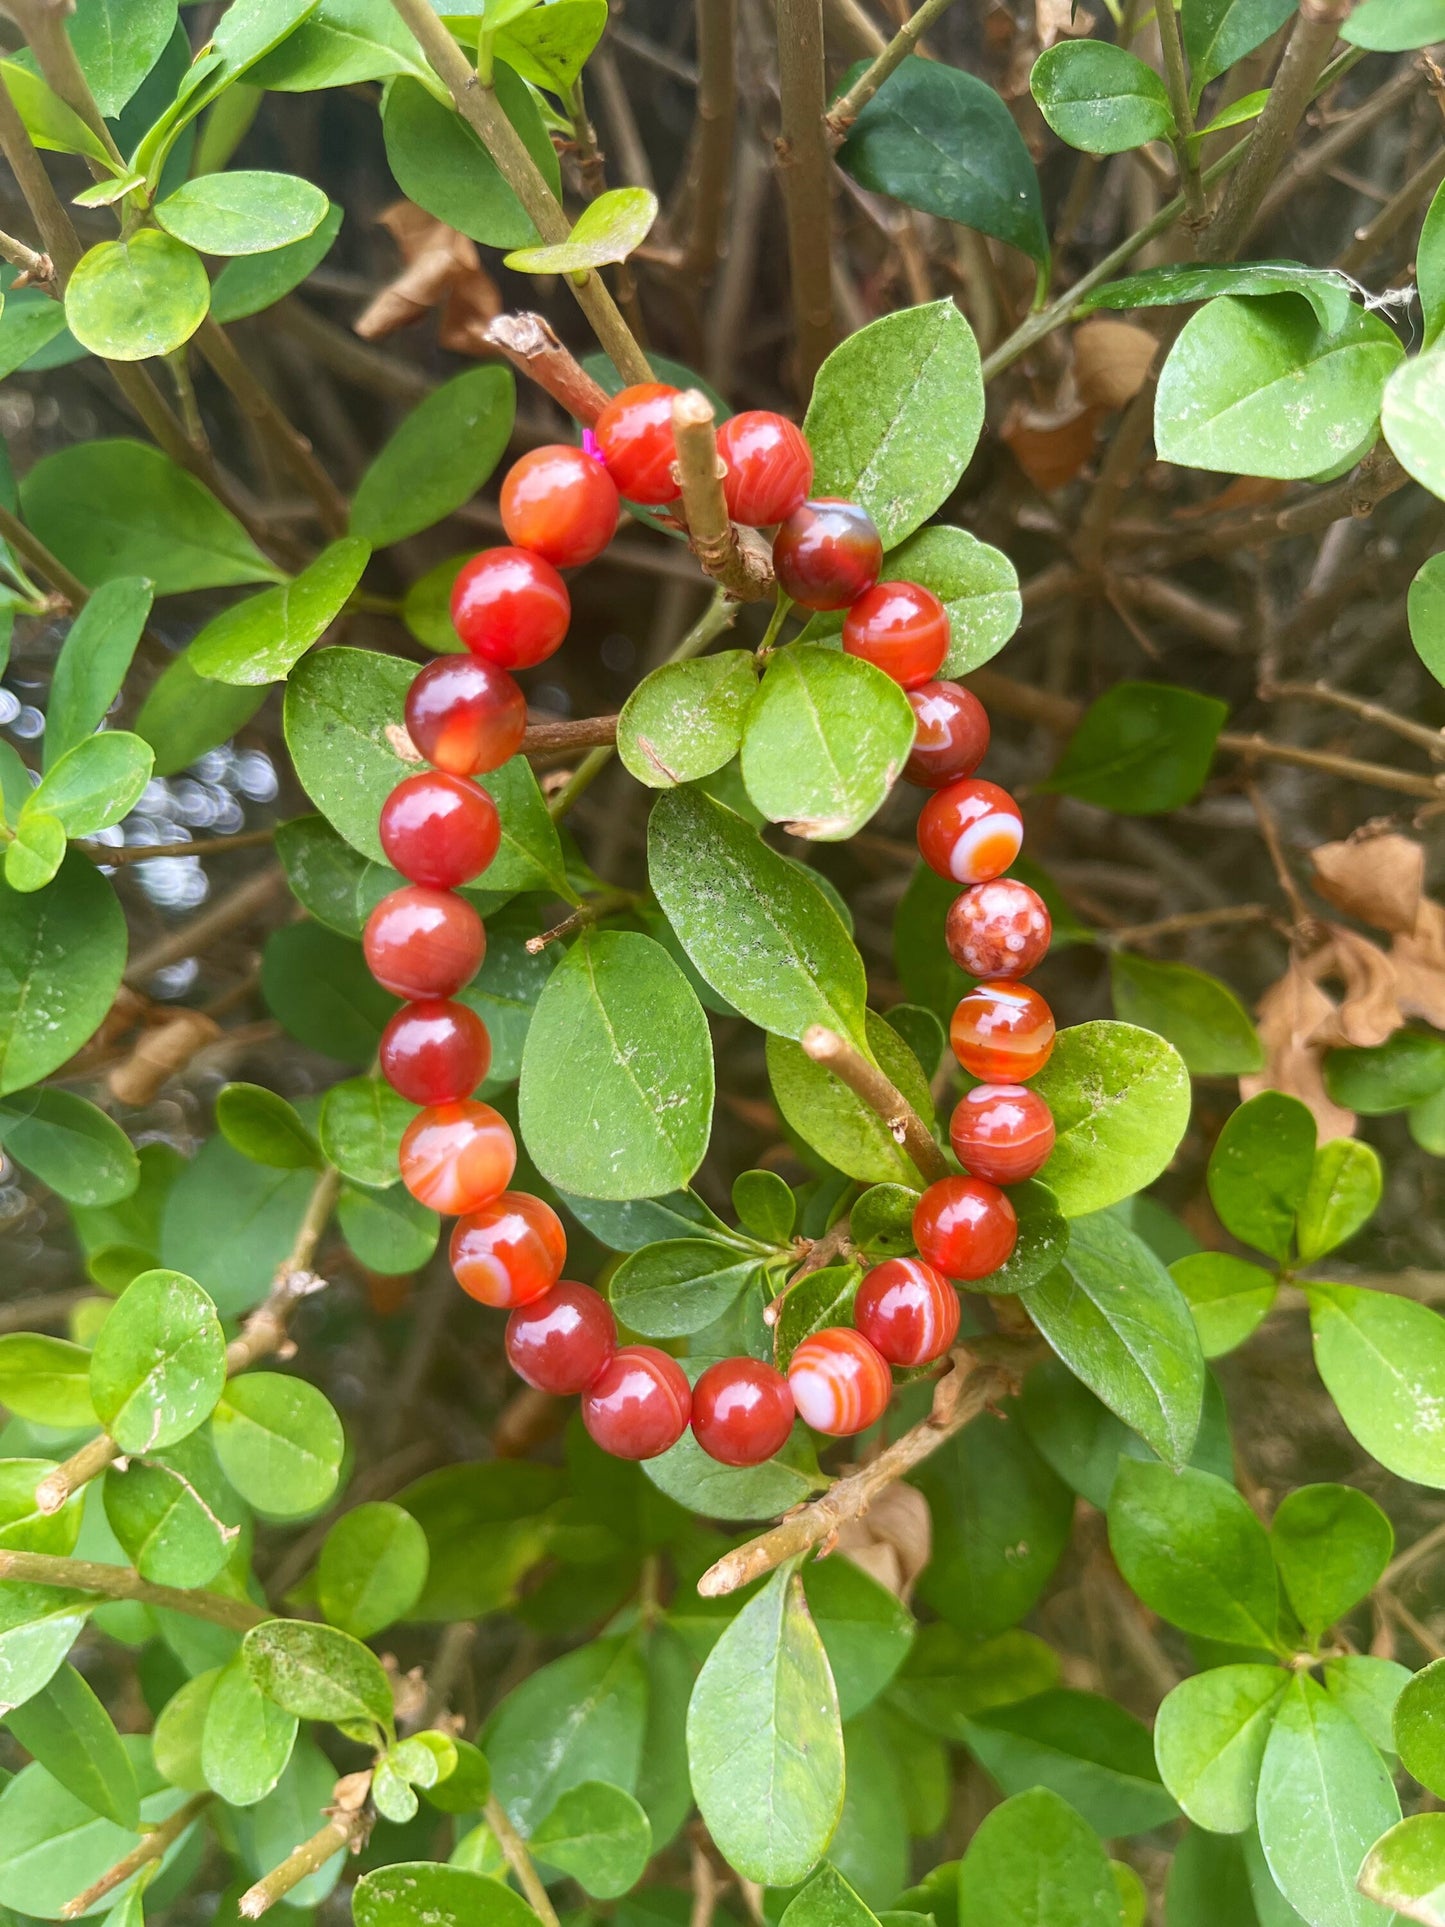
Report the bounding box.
[691,1357,796,1466]
[593,383,681,505]
[716,411,813,526]
[505,1281,616,1394]
[917,778,1024,885]
[398,1099,516,1215]
[905,681,991,788]
[772,497,883,611]
[405,657,526,777]
[500,443,620,567]
[451,1191,566,1307]
[451,547,570,669]
[950,980,1056,1082]
[379,771,501,889]
[853,1259,961,1367]
[912,1175,1018,1282]
[380,999,491,1105]
[949,1084,1056,1186]
[945,877,1051,979]
[787,1328,892,1437]
[582,1345,692,1459]
[842,581,950,689]
[363,886,485,1000]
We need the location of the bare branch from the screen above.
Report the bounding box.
[671,390,775,600]
[801,1026,951,1185]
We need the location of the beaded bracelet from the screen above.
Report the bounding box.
[360,383,1058,1467]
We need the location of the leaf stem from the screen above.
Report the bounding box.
[1155,0,1207,227]
[525,889,641,955]
[800,1026,951,1186]
[485,1795,561,1927]
[0,1548,271,1630]
[824,0,965,142]
[60,1794,212,1920]
[0,500,89,608]
[238,1790,372,1919]
[671,390,775,601]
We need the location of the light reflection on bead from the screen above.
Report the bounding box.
[950,980,1056,1082]
[949,1084,1056,1186]
[912,1174,1018,1282]
[582,1345,692,1459]
[853,1258,961,1367]
[450,1191,566,1307]
[945,877,1051,979]
[787,1327,892,1437]
[506,1281,617,1394]
[917,779,1024,885]
[905,681,991,789]
[363,887,485,1001]
[399,1099,515,1215]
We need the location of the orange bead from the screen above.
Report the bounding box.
[950,981,1056,1082]
[450,1191,566,1307]
[398,1099,515,1216]
[787,1327,892,1437]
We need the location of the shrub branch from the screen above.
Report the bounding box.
[0,1549,270,1630]
[800,1027,951,1185]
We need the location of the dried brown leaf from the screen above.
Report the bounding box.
[1073,318,1158,411]
[1310,830,1424,936]
[1241,960,1356,1140]
[1393,897,1445,1027]
[355,201,501,350]
[1307,925,1402,1048]
[1001,400,1101,491]
[833,1479,931,1602]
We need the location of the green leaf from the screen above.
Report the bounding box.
[1171,1252,1278,1359]
[1296,1138,1381,1262]
[0,1089,138,1206]
[1182,0,1300,94]
[1030,1019,1192,1220]
[1324,1028,1445,1114]
[1342,0,1445,50]
[1208,1090,1316,1262]
[1042,681,1226,814]
[89,1268,226,1454]
[741,646,915,842]
[1108,1460,1279,1647]
[351,367,514,547]
[802,300,986,549]
[0,1459,82,1554]
[1109,952,1263,1075]
[767,1010,935,1186]
[733,1168,796,1244]
[424,1735,490,1814]
[68,0,177,117]
[486,1634,646,1833]
[381,65,560,248]
[609,1238,759,1339]
[274,813,392,939]
[1030,41,1173,154]
[489,0,606,90]
[529,1779,651,1899]
[212,1372,344,1517]
[262,920,398,1064]
[4,812,66,895]
[1270,1484,1392,1641]
[45,578,153,770]
[247,0,430,87]
[64,231,210,361]
[211,200,343,322]
[1358,1812,1445,1925]
[337,1179,438,1275]
[801,525,1021,680]
[399,1460,560,1622]
[0,854,125,1095]
[803,1558,913,1722]
[243,1618,394,1736]
[1078,259,1358,333]
[506,185,657,272]
[0,1583,92,1718]
[1155,295,1404,480]
[890,1623,1059,1738]
[25,731,153,837]
[155,168,327,254]
[1324,1656,1409,1758]
[4,1661,139,1828]
[1154,1665,1287,1833]
[229,1734,348,1907]
[1384,344,1445,501]
[134,651,267,776]
[518,930,713,1201]
[836,65,1048,270]
[645,1420,821,1521]
[353,1863,538,1927]
[0,1334,94,1428]
[0,293,67,383]
[317,1500,428,1638]
[772,1262,862,1370]
[161,1135,317,1317]
[200,1651,297,1806]
[20,439,281,594]
[1309,1284,1445,1488]
[687,1565,843,1888]
[215,1082,320,1169]
[319,1075,416,1189]
[649,787,868,1049]
[1257,1673,1400,1927]
[0,59,110,162]
[782,1864,878,1927]
[956,1785,1124,1927]
[1410,552,1445,686]
[188,536,370,686]
[103,1428,244,1585]
[616,651,756,790]
[1397,1659,1445,1798]
[964,1687,1178,1837]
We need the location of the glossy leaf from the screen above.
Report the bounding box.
[65,232,209,361]
[1031,41,1173,154]
[617,651,756,789]
[530,1779,652,1898]
[506,186,658,272]
[155,169,328,254]
[1079,259,1358,333]
[200,1652,298,1806]
[0,855,126,1096]
[1385,344,1445,501]
[741,646,915,841]
[210,200,343,321]
[965,1687,1178,1838]
[0,1583,93,1718]
[69,0,178,117]
[215,1082,321,1169]
[1270,1484,1392,1640]
[4,1661,140,1828]
[1358,1812,1445,1925]
[0,60,110,162]
[486,1634,647,1833]
[351,367,515,548]
[609,1238,760,1339]
[381,65,560,248]
[1296,1138,1381,1263]
[1171,1251,1278,1358]
[0,1089,139,1206]
[956,1785,1124,1927]
[353,1862,538,1927]
[1343,0,1445,51]
[1108,1461,1279,1647]
[212,1372,345,1517]
[44,577,153,769]
[0,1333,94,1428]
[135,652,268,775]
[1309,1284,1445,1488]
[243,1618,394,1735]
[318,1500,429,1637]
[1182,0,1300,94]
[1397,1659,1445,1797]
[767,1010,935,1186]
[161,1135,317,1317]
[1154,1665,1287,1833]
[25,731,152,836]
[319,1075,416,1188]
[1410,552,1445,686]
[1325,1028,1445,1114]
[1208,1090,1317,1263]
[247,0,430,88]
[1109,952,1263,1075]
[189,536,370,685]
[103,1428,244,1585]
[1042,681,1226,815]
[89,1268,226,1454]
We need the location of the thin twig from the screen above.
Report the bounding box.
[225,1164,341,1374]
[523,714,620,755]
[0,224,54,289]
[671,390,775,600]
[1382,1515,1445,1589]
[77,826,280,865]
[194,320,350,537]
[1262,679,1445,759]
[239,1790,373,1919]
[697,1338,1037,1596]
[684,0,738,273]
[765,1215,853,1326]
[1155,0,1207,226]
[824,0,963,140]
[60,1794,213,1920]
[35,1431,118,1516]
[480,313,611,425]
[801,1026,950,1184]
[525,889,640,955]
[1104,904,1273,947]
[0,500,89,606]
[486,1796,562,1927]
[0,1549,271,1630]
[775,0,837,392]
[1247,781,1315,929]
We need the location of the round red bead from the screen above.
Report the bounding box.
[912,1175,1018,1282]
[379,771,500,889]
[582,1345,692,1460]
[787,1327,892,1437]
[691,1357,796,1466]
[716,411,813,527]
[398,1099,516,1216]
[500,444,620,567]
[949,1084,1056,1186]
[772,498,883,611]
[917,778,1024,885]
[451,548,570,670]
[363,886,485,1000]
[380,999,491,1106]
[451,1191,566,1307]
[505,1282,616,1395]
[854,1259,961,1367]
[905,681,991,788]
[945,877,1051,979]
[405,657,526,777]
[950,980,1056,1082]
[593,383,681,505]
[842,581,950,689]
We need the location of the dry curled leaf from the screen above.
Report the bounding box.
[355,202,501,354]
[1306,924,1402,1049]
[1001,400,1101,491]
[1392,897,1445,1028]
[1241,959,1356,1141]
[1309,830,1424,936]
[1073,318,1158,411]
[833,1479,931,1602]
